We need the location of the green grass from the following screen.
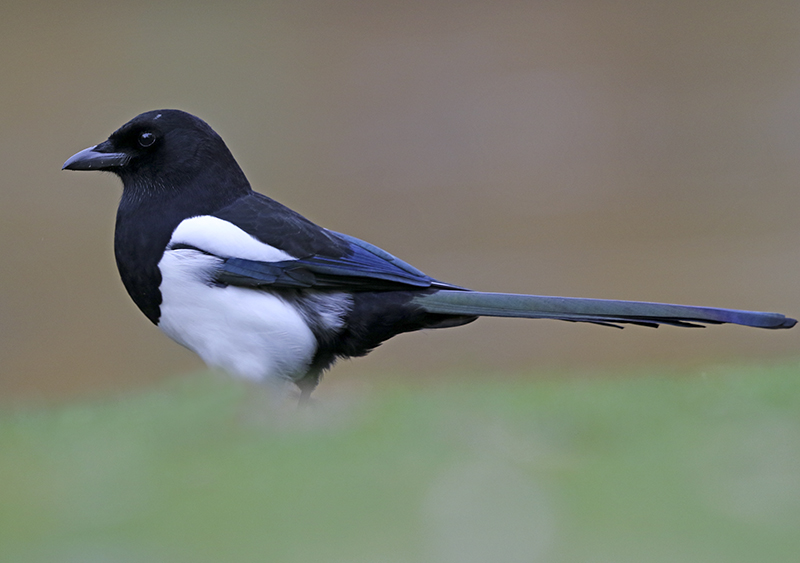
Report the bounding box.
[2,361,800,563]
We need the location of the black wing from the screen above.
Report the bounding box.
[213,191,352,258]
[212,193,461,292]
[215,234,462,291]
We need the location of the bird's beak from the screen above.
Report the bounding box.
[62,143,129,171]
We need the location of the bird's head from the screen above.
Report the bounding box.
[63,109,250,204]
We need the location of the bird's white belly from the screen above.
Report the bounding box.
[156,249,317,385]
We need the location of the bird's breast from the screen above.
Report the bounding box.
[156,248,318,384]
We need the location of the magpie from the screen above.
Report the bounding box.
[63,109,796,399]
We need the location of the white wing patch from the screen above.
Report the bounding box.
[157,215,353,389]
[168,215,295,261]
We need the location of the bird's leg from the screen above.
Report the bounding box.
[296,370,321,407]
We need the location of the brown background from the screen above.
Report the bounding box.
[1,1,798,400]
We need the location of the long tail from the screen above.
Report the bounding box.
[413,290,796,329]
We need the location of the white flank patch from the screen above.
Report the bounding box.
[156,248,317,386]
[168,215,296,261]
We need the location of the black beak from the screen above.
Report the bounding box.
[62,143,129,171]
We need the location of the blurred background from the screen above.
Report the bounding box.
[1,0,798,400]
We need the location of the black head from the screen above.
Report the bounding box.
[63,109,251,204]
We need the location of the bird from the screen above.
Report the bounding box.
[63,109,796,400]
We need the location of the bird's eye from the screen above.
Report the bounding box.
[138,132,156,147]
